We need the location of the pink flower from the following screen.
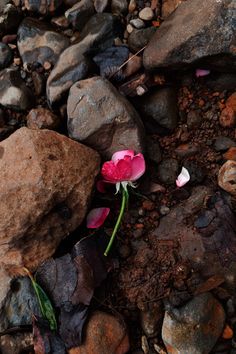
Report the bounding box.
[86,207,110,228]
[195,69,210,78]
[101,150,145,184]
[176,167,190,188]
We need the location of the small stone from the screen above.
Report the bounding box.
[175,143,199,158]
[139,7,154,21]
[0,42,12,69]
[130,18,145,29]
[223,147,236,161]
[214,136,236,152]
[26,108,60,130]
[222,325,233,339]
[160,206,170,216]
[122,54,142,78]
[126,24,134,33]
[68,311,129,354]
[128,27,156,52]
[129,0,136,12]
[51,15,69,29]
[43,61,51,70]
[187,110,203,129]
[32,71,45,96]
[141,336,149,354]
[220,92,236,128]
[162,293,226,354]
[184,161,205,185]
[142,200,155,211]
[218,160,236,197]
[13,57,21,66]
[140,303,163,338]
[157,158,179,185]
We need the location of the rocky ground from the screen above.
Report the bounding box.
[0,0,235,353]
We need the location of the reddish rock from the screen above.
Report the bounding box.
[218,160,236,196]
[223,147,236,161]
[219,92,236,128]
[0,127,100,275]
[162,0,184,19]
[69,311,129,354]
[26,108,60,130]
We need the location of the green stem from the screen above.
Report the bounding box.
[104,187,127,256]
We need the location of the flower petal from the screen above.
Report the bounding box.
[130,154,146,181]
[195,69,210,78]
[112,150,134,163]
[101,159,132,183]
[86,207,110,228]
[176,167,190,188]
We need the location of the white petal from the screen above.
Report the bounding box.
[176,167,190,187]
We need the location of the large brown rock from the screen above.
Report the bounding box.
[143,0,236,71]
[67,76,145,158]
[0,127,100,273]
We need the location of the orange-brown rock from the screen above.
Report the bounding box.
[218,160,236,196]
[162,0,184,19]
[0,127,100,274]
[26,108,60,130]
[223,147,236,161]
[69,311,129,354]
[220,92,236,128]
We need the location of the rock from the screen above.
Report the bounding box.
[205,73,236,91]
[161,0,183,19]
[67,76,144,158]
[65,0,94,31]
[130,18,145,29]
[111,0,128,15]
[32,71,45,96]
[140,302,163,338]
[0,4,22,35]
[0,127,100,275]
[134,87,178,132]
[0,332,33,354]
[0,68,34,111]
[162,293,225,354]
[183,161,205,185]
[147,137,162,164]
[218,160,236,196]
[214,136,236,152]
[144,0,236,71]
[17,18,70,67]
[0,277,40,331]
[94,0,109,12]
[157,158,179,185]
[24,0,62,15]
[0,42,12,69]
[68,311,129,354]
[187,110,203,130]
[128,27,156,53]
[139,7,154,21]
[219,92,236,128]
[47,13,122,106]
[93,45,129,79]
[175,144,199,158]
[26,108,60,130]
[223,147,236,161]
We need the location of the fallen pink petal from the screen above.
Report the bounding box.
[195,69,210,77]
[112,150,134,162]
[86,207,110,228]
[176,167,190,187]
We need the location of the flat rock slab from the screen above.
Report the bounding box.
[143,0,236,71]
[0,127,100,273]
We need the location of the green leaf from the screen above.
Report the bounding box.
[24,268,57,331]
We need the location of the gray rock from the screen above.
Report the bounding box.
[214,136,236,151]
[147,137,162,164]
[67,76,145,158]
[111,0,128,14]
[65,0,94,31]
[47,13,122,106]
[157,158,179,185]
[0,69,34,111]
[24,0,62,15]
[0,42,12,69]
[128,27,156,53]
[134,87,178,132]
[144,0,236,72]
[141,303,163,338]
[130,18,145,29]
[17,17,70,67]
[94,0,109,12]
[162,293,225,354]
[0,4,22,35]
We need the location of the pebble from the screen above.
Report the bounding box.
[184,161,206,185]
[0,42,12,69]
[141,336,149,354]
[130,18,145,29]
[160,205,170,216]
[126,24,134,33]
[175,143,199,158]
[222,324,233,339]
[220,92,236,128]
[187,110,203,129]
[139,7,154,21]
[218,160,236,197]
[140,303,163,337]
[129,0,136,12]
[214,136,236,152]
[157,158,179,185]
[26,108,60,130]
[223,147,236,161]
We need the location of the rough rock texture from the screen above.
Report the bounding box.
[144,0,236,71]
[17,18,70,67]
[218,160,236,196]
[162,0,184,19]
[67,76,145,158]
[65,0,94,30]
[162,293,225,354]
[219,92,236,128]
[68,311,130,354]
[128,27,156,53]
[0,127,100,274]
[0,68,34,111]
[24,0,62,15]
[47,13,122,106]
[26,108,60,130]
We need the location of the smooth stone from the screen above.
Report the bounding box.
[17,17,70,67]
[157,158,179,185]
[111,0,128,15]
[139,7,154,21]
[65,0,94,31]
[0,68,34,111]
[144,0,236,72]
[162,293,225,354]
[218,160,236,197]
[24,0,62,15]
[214,136,236,152]
[67,76,145,158]
[130,18,145,29]
[128,27,156,53]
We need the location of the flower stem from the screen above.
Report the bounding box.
[104,187,127,256]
